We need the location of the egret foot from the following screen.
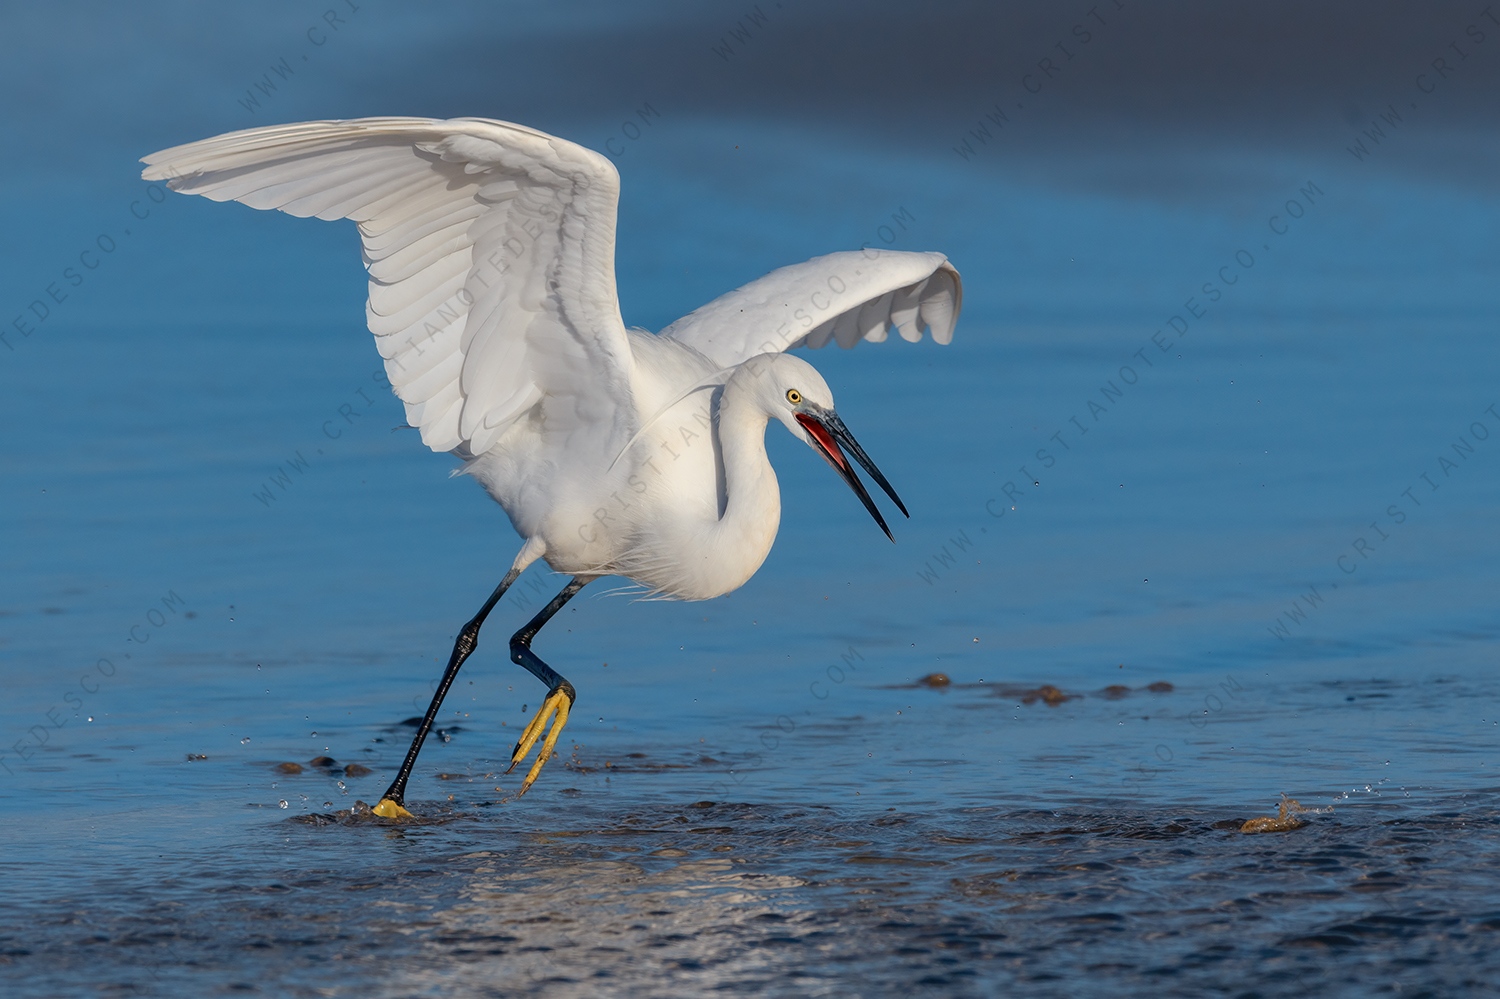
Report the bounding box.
[506,683,575,795]
[372,797,414,820]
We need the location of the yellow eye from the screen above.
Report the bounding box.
[786,389,802,405]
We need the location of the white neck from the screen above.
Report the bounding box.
[701,378,781,593]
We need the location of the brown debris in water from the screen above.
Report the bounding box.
[274,762,304,775]
[1099,681,1174,699]
[897,676,1176,706]
[343,763,372,777]
[1021,684,1072,706]
[1241,794,1326,834]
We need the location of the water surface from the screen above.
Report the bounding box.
[3,3,1500,995]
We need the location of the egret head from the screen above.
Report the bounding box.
[745,352,908,541]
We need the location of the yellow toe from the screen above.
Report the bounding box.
[509,702,554,769]
[519,695,571,795]
[507,687,573,793]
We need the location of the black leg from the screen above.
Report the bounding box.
[373,566,521,818]
[506,576,591,792]
[509,576,588,702]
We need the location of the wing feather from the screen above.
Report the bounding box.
[831,306,864,349]
[889,284,923,343]
[366,227,471,285]
[360,194,482,250]
[370,262,468,326]
[857,291,893,343]
[660,249,961,366]
[142,116,634,457]
[918,267,960,344]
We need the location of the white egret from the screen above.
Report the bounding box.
[141,117,961,818]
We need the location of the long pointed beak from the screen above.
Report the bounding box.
[794,408,908,542]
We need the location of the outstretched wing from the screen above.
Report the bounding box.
[142,117,634,456]
[659,249,961,368]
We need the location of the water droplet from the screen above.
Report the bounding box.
[240,737,250,745]
[323,801,333,808]
[278,799,288,809]
[86,716,94,722]
[336,780,346,790]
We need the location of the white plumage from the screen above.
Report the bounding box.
[142,116,961,808]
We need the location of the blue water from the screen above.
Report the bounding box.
[4,3,1500,995]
